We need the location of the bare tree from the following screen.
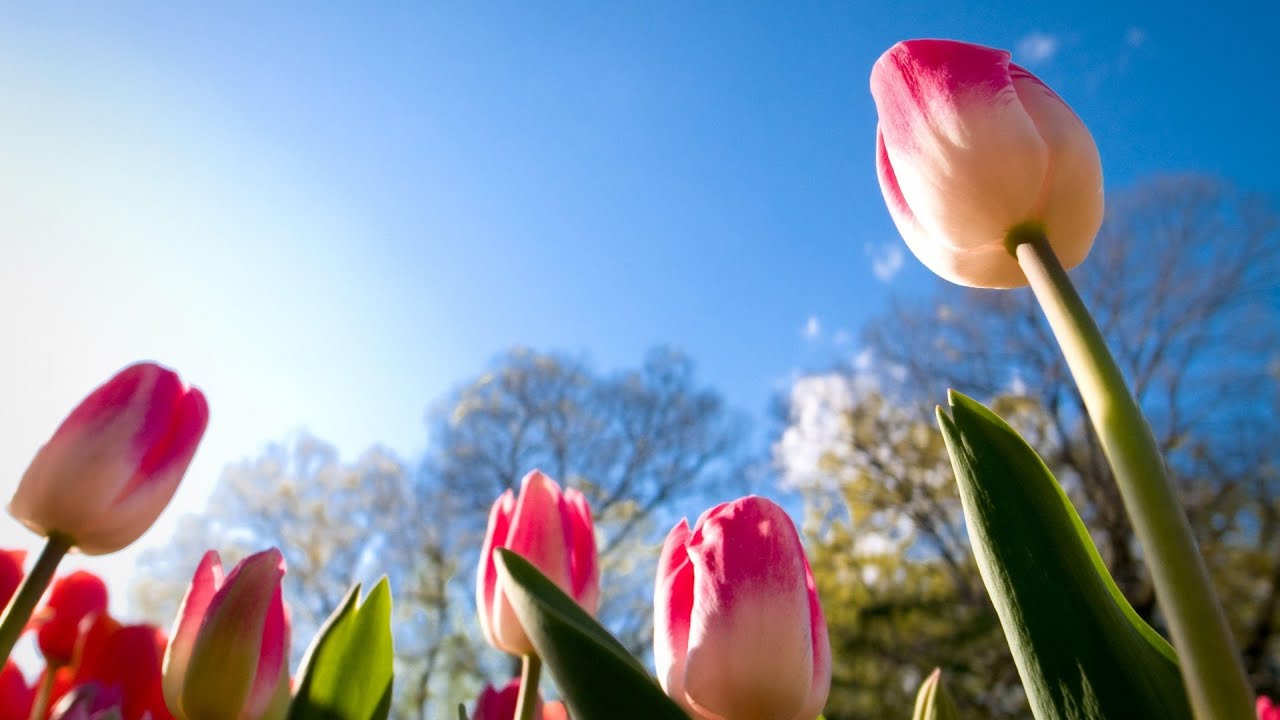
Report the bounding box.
[428,346,752,651]
[778,174,1280,716]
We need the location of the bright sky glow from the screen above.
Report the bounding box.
[1,2,1277,621]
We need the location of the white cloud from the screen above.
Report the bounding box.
[868,243,905,283]
[803,315,821,339]
[1125,27,1147,48]
[1016,32,1060,65]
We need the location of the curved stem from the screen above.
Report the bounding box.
[515,653,542,720]
[1010,227,1252,720]
[0,533,72,666]
[28,661,60,720]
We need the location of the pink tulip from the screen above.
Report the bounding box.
[10,362,209,555]
[871,39,1103,289]
[655,496,830,720]
[1259,696,1280,720]
[477,470,599,656]
[162,549,290,720]
[471,678,568,720]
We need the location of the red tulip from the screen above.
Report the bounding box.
[1259,695,1280,720]
[0,660,34,720]
[0,549,26,611]
[34,572,109,665]
[162,549,290,720]
[471,678,567,720]
[871,39,1103,288]
[72,615,172,720]
[655,496,830,720]
[477,470,598,656]
[10,363,209,554]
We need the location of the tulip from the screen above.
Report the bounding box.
[10,362,209,555]
[34,571,110,665]
[1260,696,1280,720]
[871,39,1103,288]
[471,678,568,720]
[655,496,830,720]
[0,660,34,720]
[73,615,173,720]
[477,470,599,656]
[163,549,290,720]
[0,550,24,611]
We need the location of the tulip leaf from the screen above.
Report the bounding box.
[493,549,690,720]
[912,669,959,720]
[937,391,1191,720]
[289,578,394,720]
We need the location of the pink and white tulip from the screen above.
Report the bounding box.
[162,549,290,720]
[477,470,599,656]
[10,362,209,555]
[871,39,1104,288]
[655,496,830,720]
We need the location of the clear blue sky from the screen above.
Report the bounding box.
[1,1,1277,603]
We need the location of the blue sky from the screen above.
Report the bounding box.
[1,1,1278,611]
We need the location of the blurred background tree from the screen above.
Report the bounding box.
[776,174,1280,718]
[133,346,750,719]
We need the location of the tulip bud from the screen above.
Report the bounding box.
[655,496,830,720]
[34,571,110,665]
[470,678,568,720]
[871,39,1103,288]
[0,549,25,610]
[0,660,34,720]
[162,549,291,720]
[10,363,209,555]
[477,470,599,656]
[1260,696,1280,720]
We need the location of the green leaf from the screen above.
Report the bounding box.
[457,703,468,720]
[937,391,1191,720]
[493,549,690,720]
[911,668,959,720]
[289,578,394,720]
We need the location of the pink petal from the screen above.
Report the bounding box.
[477,490,515,649]
[793,555,831,720]
[562,488,599,612]
[162,550,224,717]
[506,471,571,591]
[241,580,290,718]
[653,519,694,710]
[682,497,813,720]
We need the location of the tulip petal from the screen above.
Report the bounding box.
[163,551,224,718]
[653,519,694,712]
[1009,64,1104,272]
[682,498,813,720]
[241,581,290,718]
[477,490,516,649]
[872,40,1049,258]
[794,556,831,720]
[507,471,572,590]
[563,489,599,613]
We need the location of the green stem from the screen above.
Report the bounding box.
[1009,227,1252,720]
[0,532,72,666]
[28,661,60,720]
[515,653,542,720]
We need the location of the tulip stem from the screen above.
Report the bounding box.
[0,532,72,666]
[1009,227,1253,720]
[28,662,60,720]
[515,653,542,720]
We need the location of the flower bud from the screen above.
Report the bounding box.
[162,549,290,720]
[471,678,568,720]
[34,571,110,665]
[0,549,25,610]
[477,470,599,656]
[0,660,34,720]
[655,496,830,720]
[1260,696,1280,720]
[10,363,209,554]
[871,39,1103,288]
